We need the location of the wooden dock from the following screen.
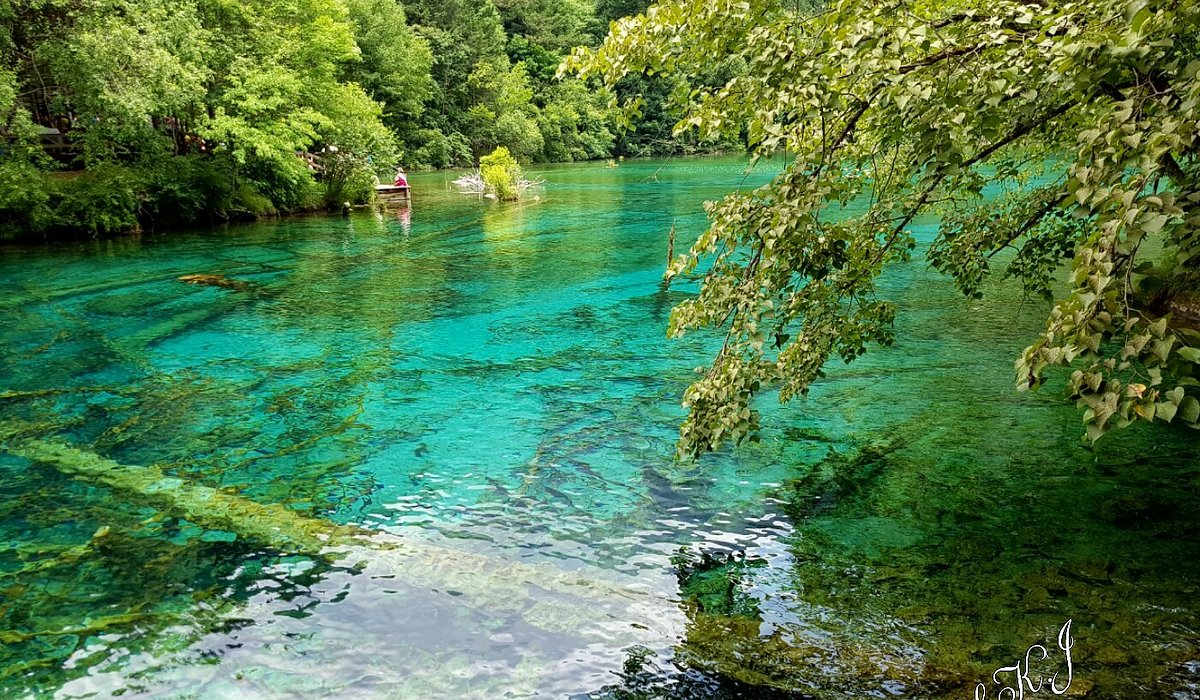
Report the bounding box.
[375,184,410,204]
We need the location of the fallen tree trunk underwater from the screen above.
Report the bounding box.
[0,423,682,643]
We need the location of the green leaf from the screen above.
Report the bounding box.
[1177,347,1200,363]
[1180,396,1200,424]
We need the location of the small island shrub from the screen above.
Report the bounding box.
[479,146,522,201]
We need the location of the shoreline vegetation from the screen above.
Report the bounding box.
[0,0,736,241]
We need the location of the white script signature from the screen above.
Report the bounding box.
[973,619,1075,699]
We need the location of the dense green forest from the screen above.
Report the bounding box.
[0,0,728,238]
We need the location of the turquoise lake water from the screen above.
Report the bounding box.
[1,156,1198,698]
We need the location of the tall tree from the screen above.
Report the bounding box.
[494,0,592,53]
[342,0,434,135]
[404,0,507,124]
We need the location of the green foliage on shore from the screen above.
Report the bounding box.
[0,0,709,238]
[1,0,392,235]
[570,0,1200,453]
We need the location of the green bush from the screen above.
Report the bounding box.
[0,161,53,239]
[231,184,277,218]
[2,161,167,239]
[479,146,522,201]
[242,154,321,213]
[140,155,237,225]
[321,151,378,208]
[0,152,324,238]
[49,166,141,237]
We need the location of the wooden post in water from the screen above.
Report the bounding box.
[662,220,677,291]
[667,221,676,268]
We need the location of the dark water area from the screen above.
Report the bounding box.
[0,156,1197,698]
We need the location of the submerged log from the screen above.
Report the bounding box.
[0,426,682,642]
[4,434,352,552]
[101,275,268,360]
[177,274,256,293]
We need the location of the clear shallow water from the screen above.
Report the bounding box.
[0,157,1198,699]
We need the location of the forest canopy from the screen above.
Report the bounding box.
[568,0,1200,455]
[0,0,722,237]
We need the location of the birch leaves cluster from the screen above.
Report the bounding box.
[568,0,1200,455]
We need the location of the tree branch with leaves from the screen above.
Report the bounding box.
[567,0,1200,457]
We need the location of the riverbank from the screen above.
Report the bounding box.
[0,156,362,242]
[0,149,740,242]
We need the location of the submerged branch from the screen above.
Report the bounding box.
[452,169,545,199]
